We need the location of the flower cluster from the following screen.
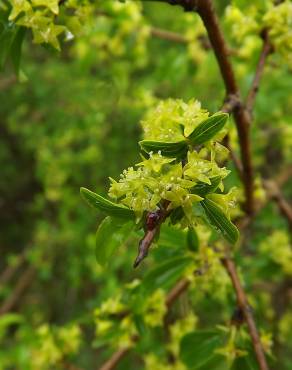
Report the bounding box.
[30,324,81,370]
[225,1,292,66]
[263,1,292,66]
[94,293,138,348]
[108,99,232,224]
[141,99,209,141]
[8,0,91,50]
[260,230,292,275]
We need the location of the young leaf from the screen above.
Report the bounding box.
[180,330,225,369]
[141,256,193,293]
[0,26,16,69]
[80,187,134,220]
[95,216,134,266]
[187,227,199,252]
[200,198,239,244]
[139,140,188,158]
[232,356,258,370]
[10,27,26,76]
[188,113,228,145]
[191,176,222,197]
[170,206,185,224]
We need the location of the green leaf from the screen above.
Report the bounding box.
[0,25,16,69]
[95,216,134,266]
[141,256,193,293]
[10,26,26,75]
[191,176,222,197]
[170,206,185,224]
[200,199,239,244]
[180,330,225,369]
[187,227,199,252]
[80,187,134,220]
[139,140,188,158]
[188,113,228,145]
[232,355,258,370]
[198,355,229,370]
[0,313,23,339]
[159,224,187,248]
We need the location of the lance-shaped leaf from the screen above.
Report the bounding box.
[200,198,239,244]
[141,256,193,293]
[95,216,134,266]
[10,27,26,76]
[180,330,227,369]
[187,227,199,252]
[187,113,228,145]
[191,176,222,197]
[139,140,188,158]
[80,187,134,220]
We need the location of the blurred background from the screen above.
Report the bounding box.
[0,1,291,369]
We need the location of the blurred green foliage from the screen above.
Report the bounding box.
[0,0,291,369]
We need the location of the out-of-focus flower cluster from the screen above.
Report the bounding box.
[141,99,209,141]
[260,230,292,275]
[30,324,81,370]
[225,1,292,66]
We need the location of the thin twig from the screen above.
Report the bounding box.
[246,30,273,114]
[165,277,190,307]
[99,347,131,370]
[150,27,212,51]
[221,94,240,114]
[0,266,36,315]
[237,166,292,231]
[221,257,269,370]
[263,180,292,231]
[0,76,17,90]
[0,251,26,287]
[134,201,170,268]
[194,0,254,215]
[150,27,188,43]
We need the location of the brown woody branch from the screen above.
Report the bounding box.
[194,0,254,215]
[150,27,188,43]
[263,179,292,231]
[150,27,212,51]
[134,201,170,268]
[162,0,254,214]
[99,347,131,370]
[222,257,269,370]
[0,266,36,316]
[245,30,273,114]
[0,251,27,286]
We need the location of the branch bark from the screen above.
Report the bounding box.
[0,251,26,287]
[194,0,254,215]
[0,266,36,316]
[246,30,273,114]
[99,347,130,370]
[134,201,170,268]
[263,179,292,231]
[222,257,269,370]
[150,27,188,43]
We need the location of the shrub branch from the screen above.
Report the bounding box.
[246,30,273,114]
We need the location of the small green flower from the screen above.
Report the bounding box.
[141,99,209,142]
